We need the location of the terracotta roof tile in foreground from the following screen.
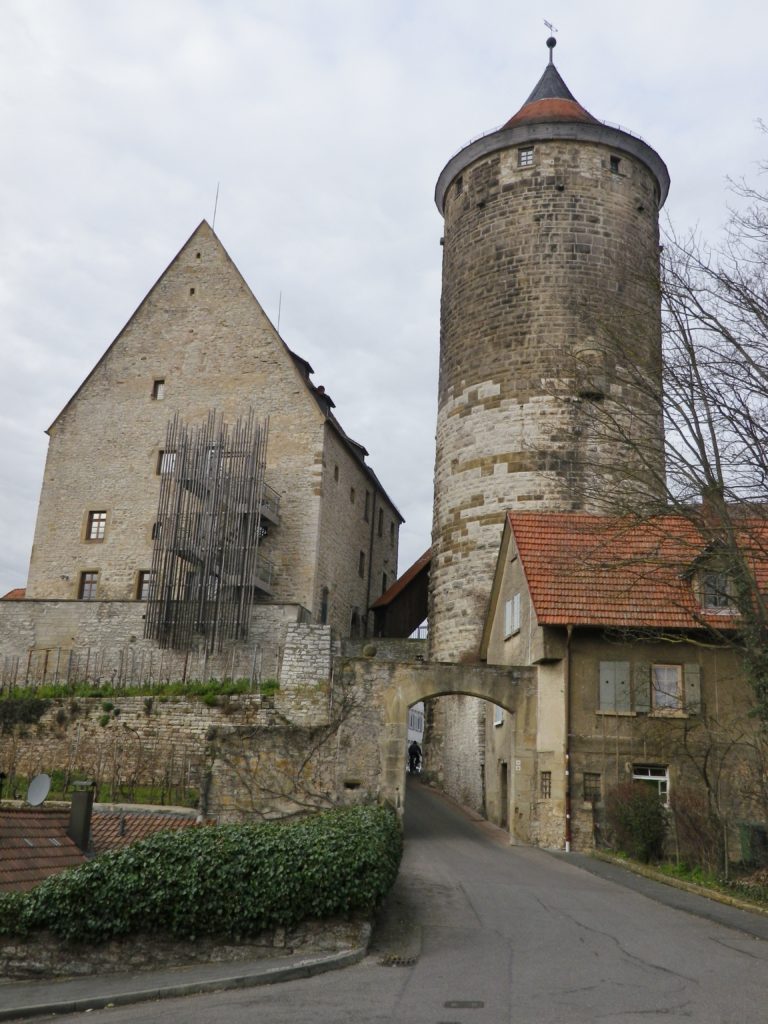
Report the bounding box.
[508,511,768,630]
[91,810,198,853]
[1,588,25,600]
[0,808,86,892]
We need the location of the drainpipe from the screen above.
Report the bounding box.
[565,624,573,853]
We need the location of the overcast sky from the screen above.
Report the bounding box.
[1,1,766,596]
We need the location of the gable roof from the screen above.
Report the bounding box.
[371,548,431,609]
[505,511,768,631]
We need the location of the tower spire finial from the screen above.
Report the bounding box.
[543,20,558,63]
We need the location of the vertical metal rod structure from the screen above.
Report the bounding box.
[145,409,269,652]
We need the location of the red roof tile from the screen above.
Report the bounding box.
[0,808,86,892]
[371,549,431,609]
[91,810,198,853]
[1,588,25,600]
[508,512,768,630]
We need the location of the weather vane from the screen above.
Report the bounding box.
[543,19,558,62]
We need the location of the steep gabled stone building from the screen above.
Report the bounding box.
[3,221,401,678]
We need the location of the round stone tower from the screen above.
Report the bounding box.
[429,41,670,662]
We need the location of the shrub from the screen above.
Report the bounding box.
[669,786,724,875]
[0,804,402,943]
[604,782,667,863]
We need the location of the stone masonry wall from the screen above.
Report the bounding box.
[0,600,310,687]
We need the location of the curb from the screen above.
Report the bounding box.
[589,851,768,917]
[0,927,371,1022]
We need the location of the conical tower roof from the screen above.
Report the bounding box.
[502,61,599,128]
[434,38,670,214]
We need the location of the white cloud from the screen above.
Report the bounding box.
[1,0,766,593]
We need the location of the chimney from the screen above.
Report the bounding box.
[67,786,95,852]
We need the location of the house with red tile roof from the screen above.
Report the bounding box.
[478,511,767,852]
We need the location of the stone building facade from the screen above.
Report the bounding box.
[2,221,401,677]
[425,44,671,816]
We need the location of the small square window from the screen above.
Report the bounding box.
[610,155,621,175]
[157,450,176,475]
[540,771,552,799]
[86,510,107,541]
[78,571,98,600]
[518,146,534,168]
[152,379,165,400]
[136,571,153,601]
[583,772,601,803]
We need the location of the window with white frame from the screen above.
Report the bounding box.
[633,764,669,804]
[504,593,521,638]
[493,704,504,727]
[518,146,534,167]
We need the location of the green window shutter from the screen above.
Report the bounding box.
[614,661,631,711]
[634,662,651,713]
[600,662,630,711]
[684,663,702,714]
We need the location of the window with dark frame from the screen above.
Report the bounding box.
[610,155,621,174]
[78,571,98,600]
[701,570,732,609]
[136,571,153,601]
[377,508,383,537]
[540,771,552,799]
[86,510,107,541]
[382,572,388,594]
[518,146,534,167]
[152,379,165,400]
[455,175,463,195]
[583,772,601,803]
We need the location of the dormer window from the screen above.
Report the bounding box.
[701,571,733,610]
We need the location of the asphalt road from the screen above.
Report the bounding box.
[43,780,768,1023]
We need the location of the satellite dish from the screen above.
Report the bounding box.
[27,773,51,807]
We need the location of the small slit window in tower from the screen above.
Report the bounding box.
[377,507,384,537]
[152,379,165,400]
[518,146,534,168]
[364,491,371,522]
[358,550,366,578]
[610,155,621,175]
[455,175,463,195]
[382,572,388,594]
[350,486,355,504]
[334,464,339,482]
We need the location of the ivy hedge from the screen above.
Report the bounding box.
[0,804,402,943]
